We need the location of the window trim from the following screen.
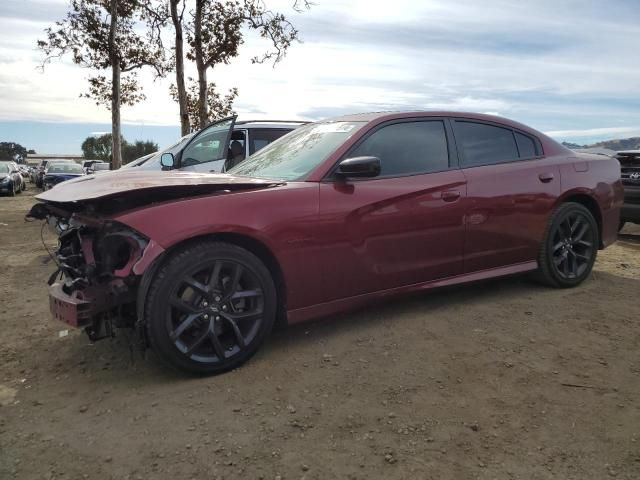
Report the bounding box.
[450,118,545,169]
[324,117,457,182]
[231,128,249,157]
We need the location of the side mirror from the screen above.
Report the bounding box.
[160,153,175,170]
[336,156,381,178]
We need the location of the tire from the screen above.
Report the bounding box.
[536,202,599,288]
[145,241,277,375]
[9,182,16,197]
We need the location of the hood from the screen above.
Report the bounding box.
[29,170,284,218]
[36,170,282,203]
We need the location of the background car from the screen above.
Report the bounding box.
[30,111,623,375]
[0,161,24,196]
[120,152,156,169]
[614,149,640,230]
[34,159,49,188]
[4,161,27,191]
[36,159,77,189]
[132,118,306,174]
[81,159,104,174]
[42,162,84,190]
[18,165,32,182]
[87,162,110,174]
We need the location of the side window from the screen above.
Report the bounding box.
[249,129,291,155]
[349,121,449,177]
[515,131,538,158]
[455,121,518,167]
[181,118,233,167]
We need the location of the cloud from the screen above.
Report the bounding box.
[545,126,640,139]
[1,0,639,147]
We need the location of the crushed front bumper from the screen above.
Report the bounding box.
[49,283,113,328]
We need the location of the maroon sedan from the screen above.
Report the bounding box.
[29,112,623,374]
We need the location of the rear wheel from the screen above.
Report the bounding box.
[536,202,598,288]
[145,241,277,375]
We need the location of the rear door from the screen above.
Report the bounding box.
[451,119,561,272]
[177,116,236,173]
[318,119,467,301]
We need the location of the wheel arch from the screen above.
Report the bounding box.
[136,232,289,333]
[556,190,603,248]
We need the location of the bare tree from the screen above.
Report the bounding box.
[38,0,166,169]
[170,0,190,135]
[187,0,310,129]
[140,0,312,132]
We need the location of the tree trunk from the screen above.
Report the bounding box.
[194,0,208,129]
[170,0,189,135]
[109,0,122,170]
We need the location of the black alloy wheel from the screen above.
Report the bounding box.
[550,211,595,279]
[536,202,598,288]
[145,242,277,375]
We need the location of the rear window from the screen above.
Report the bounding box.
[48,163,83,174]
[515,132,538,158]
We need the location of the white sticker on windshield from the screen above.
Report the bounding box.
[314,122,359,133]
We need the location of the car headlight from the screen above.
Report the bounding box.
[1,177,9,184]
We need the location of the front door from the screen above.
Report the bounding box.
[318,119,467,302]
[178,116,236,173]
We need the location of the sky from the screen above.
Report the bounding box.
[0,0,639,153]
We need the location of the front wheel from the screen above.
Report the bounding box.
[536,202,599,288]
[145,241,277,375]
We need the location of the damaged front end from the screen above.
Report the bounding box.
[29,202,162,342]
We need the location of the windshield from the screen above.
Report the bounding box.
[227,121,366,180]
[0,164,10,173]
[48,163,83,174]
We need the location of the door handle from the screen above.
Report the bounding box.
[538,172,555,183]
[441,190,461,202]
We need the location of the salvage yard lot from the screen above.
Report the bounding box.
[1,189,639,480]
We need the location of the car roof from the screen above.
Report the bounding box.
[325,110,550,138]
[234,120,308,129]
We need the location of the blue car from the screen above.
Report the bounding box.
[43,162,84,190]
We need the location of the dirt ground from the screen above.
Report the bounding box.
[1,187,639,480]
